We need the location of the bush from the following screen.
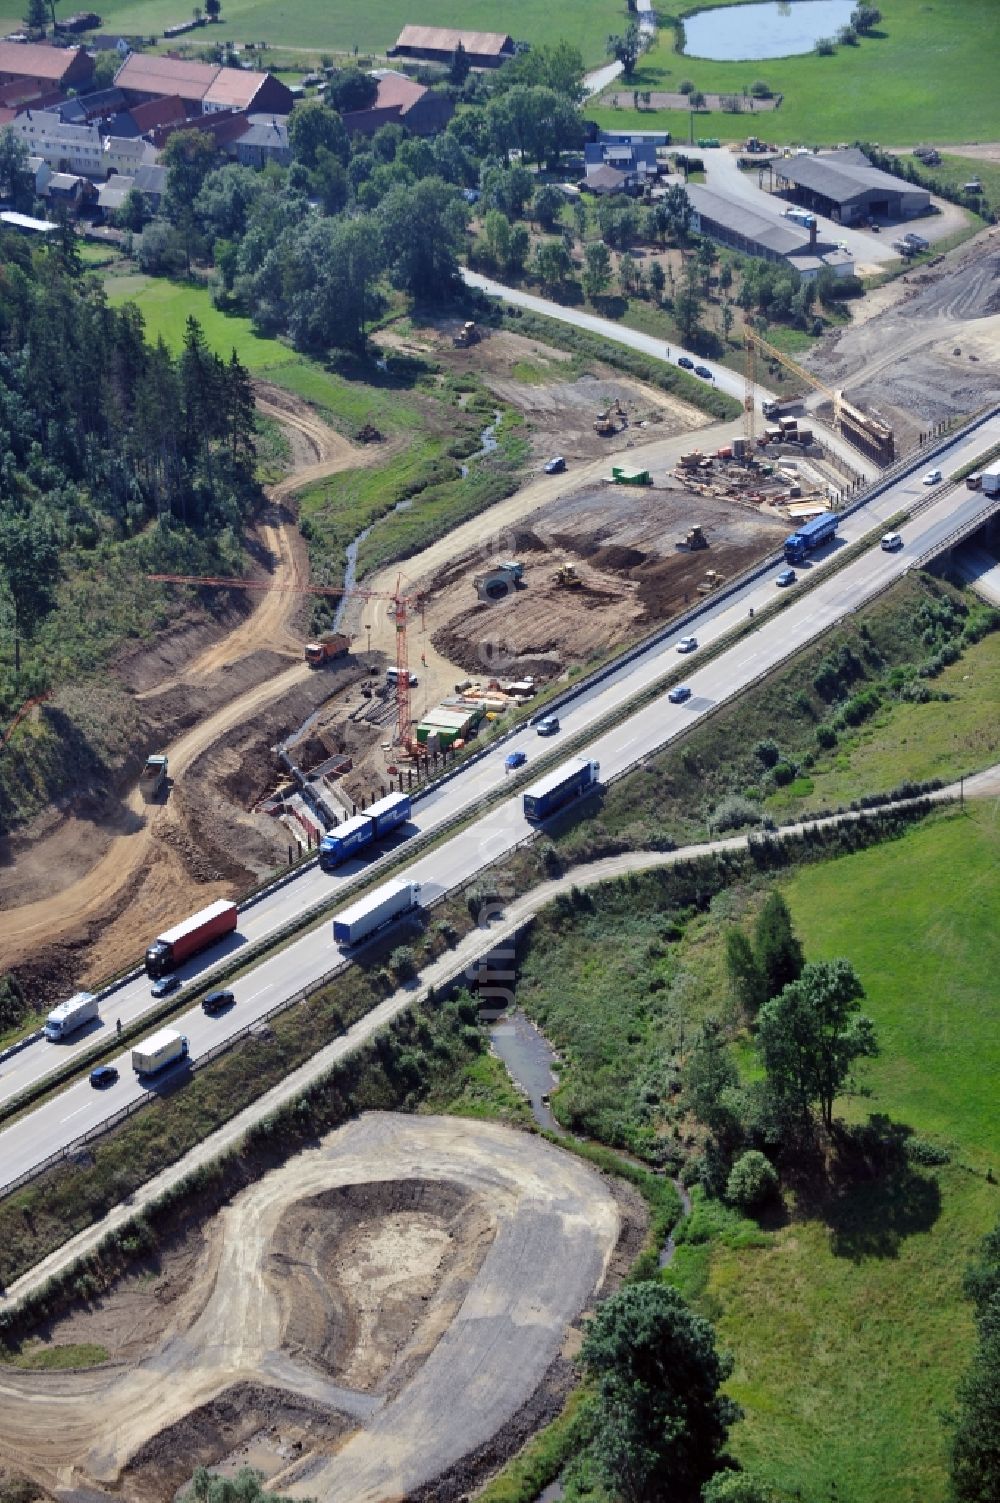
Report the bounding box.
[725,1150,779,1212]
[906,1137,950,1166]
[771,761,795,787]
[754,738,780,769]
[389,946,418,981]
[815,723,838,749]
[678,79,694,95]
[814,36,836,54]
[749,80,772,98]
[709,795,763,833]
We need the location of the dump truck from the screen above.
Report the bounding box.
[523,758,601,822]
[594,410,617,437]
[140,754,168,800]
[305,632,349,667]
[145,898,239,979]
[132,1028,189,1076]
[44,991,99,1041]
[332,878,421,947]
[318,793,411,870]
[783,510,838,563]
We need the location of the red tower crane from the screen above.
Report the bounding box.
[146,572,425,744]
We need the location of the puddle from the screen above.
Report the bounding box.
[489,1010,559,1130]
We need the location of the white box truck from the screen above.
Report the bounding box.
[333,879,421,947]
[980,461,1000,497]
[44,991,99,1041]
[132,1028,189,1075]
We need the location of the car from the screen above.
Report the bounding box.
[89,1064,119,1089]
[536,716,560,736]
[694,365,714,380]
[505,750,527,770]
[202,988,235,1014]
[150,975,181,999]
[676,636,698,654]
[922,469,942,485]
[776,568,797,587]
[880,532,903,552]
[543,456,566,475]
[667,685,692,704]
[677,355,694,370]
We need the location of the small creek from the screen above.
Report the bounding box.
[489,1010,559,1131]
[460,411,502,478]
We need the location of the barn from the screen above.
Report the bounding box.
[390,25,515,68]
[775,149,930,226]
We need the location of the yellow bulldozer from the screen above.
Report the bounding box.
[551,561,582,589]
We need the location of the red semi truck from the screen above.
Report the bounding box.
[145,899,238,978]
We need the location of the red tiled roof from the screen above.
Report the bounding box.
[114,51,218,95]
[202,67,270,110]
[372,71,425,111]
[395,25,512,54]
[0,40,86,81]
[128,93,186,131]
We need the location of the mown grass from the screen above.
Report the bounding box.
[783,810,1000,1167]
[104,273,298,370]
[1,1341,109,1370]
[589,0,1000,146]
[0,0,619,61]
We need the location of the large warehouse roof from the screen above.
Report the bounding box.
[686,184,807,256]
[777,149,926,206]
[394,25,513,55]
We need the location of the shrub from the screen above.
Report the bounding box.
[771,761,795,787]
[814,36,836,55]
[709,795,763,833]
[749,79,772,98]
[906,1137,950,1166]
[678,79,694,95]
[754,738,780,769]
[726,1150,779,1211]
[815,723,838,749]
[389,946,418,981]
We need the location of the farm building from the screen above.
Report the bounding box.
[774,148,930,225]
[0,40,93,94]
[584,139,659,190]
[389,25,515,68]
[114,52,292,117]
[340,70,454,137]
[685,183,855,279]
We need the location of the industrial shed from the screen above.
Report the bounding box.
[390,25,515,68]
[774,149,930,226]
[685,183,854,279]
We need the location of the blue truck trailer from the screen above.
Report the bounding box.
[319,793,411,871]
[783,511,838,563]
[523,758,601,822]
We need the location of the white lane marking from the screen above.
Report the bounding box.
[60,1103,92,1124]
[242,986,275,1004]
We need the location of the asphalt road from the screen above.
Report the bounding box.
[1,422,998,1186]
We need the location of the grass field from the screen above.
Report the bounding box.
[589,0,999,146]
[0,0,621,63]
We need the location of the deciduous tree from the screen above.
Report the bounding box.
[754,891,804,1001]
[756,959,877,1129]
[607,21,642,80]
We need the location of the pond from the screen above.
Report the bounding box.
[683,0,858,61]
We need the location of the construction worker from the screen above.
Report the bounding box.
[116,1018,122,1037]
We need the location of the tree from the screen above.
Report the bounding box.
[648,258,666,301]
[754,891,804,1001]
[582,239,612,298]
[607,22,642,80]
[311,147,348,214]
[533,238,571,290]
[92,49,120,88]
[675,260,703,343]
[581,1282,740,1503]
[287,98,348,169]
[533,183,564,230]
[326,66,377,114]
[483,208,512,269]
[204,0,221,17]
[950,1293,1000,1503]
[685,1016,739,1139]
[507,222,530,273]
[0,508,61,670]
[180,1465,310,1503]
[162,129,218,229]
[117,185,148,232]
[850,5,881,33]
[757,959,878,1130]
[690,89,707,110]
[0,126,33,212]
[449,40,470,85]
[703,1473,775,1503]
[725,1150,779,1212]
[697,235,715,293]
[721,300,734,342]
[23,0,47,33]
[378,177,468,302]
[725,929,765,1018]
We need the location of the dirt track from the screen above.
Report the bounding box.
[0,389,376,973]
[0,1115,619,1503]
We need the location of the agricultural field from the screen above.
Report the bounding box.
[589,0,1000,146]
[0,0,619,63]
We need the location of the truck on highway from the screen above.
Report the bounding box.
[980,462,1000,497]
[523,758,601,822]
[304,632,350,667]
[318,793,411,871]
[132,1028,189,1076]
[44,991,99,1041]
[139,754,168,800]
[333,878,422,947]
[783,511,838,563]
[145,898,239,979]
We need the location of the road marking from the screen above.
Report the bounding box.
[243,986,275,1004]
[60,1103,91,1124]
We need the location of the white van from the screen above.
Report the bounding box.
[386,667,418,687]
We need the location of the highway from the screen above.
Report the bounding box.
[0,417,997,1189]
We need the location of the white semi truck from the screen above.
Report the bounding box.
[333,879,422,947]
[44,991,99,1041]
[132,1028,189,1076]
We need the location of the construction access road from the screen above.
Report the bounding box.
[0,1114,619,1501]
[1,416,998,1187]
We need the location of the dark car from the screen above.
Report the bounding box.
[505,750,527,770]
[202,989,235,1015]
[776,568,797,587]
[536,716,560,736]
[668,685,692,704]
[150,974,181,999]
[543,456,566,475]
[677,355,695,370]
[89,1063,119,1089]
[694,365,714,380]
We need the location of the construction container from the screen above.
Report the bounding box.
[797,426,813,445]
[731,437,749,459]
[778,417,798,434]
[611,466,651,486]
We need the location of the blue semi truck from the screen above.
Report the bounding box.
[523,758,601,822]
[319,792,411,871]
[784,511,838,563]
